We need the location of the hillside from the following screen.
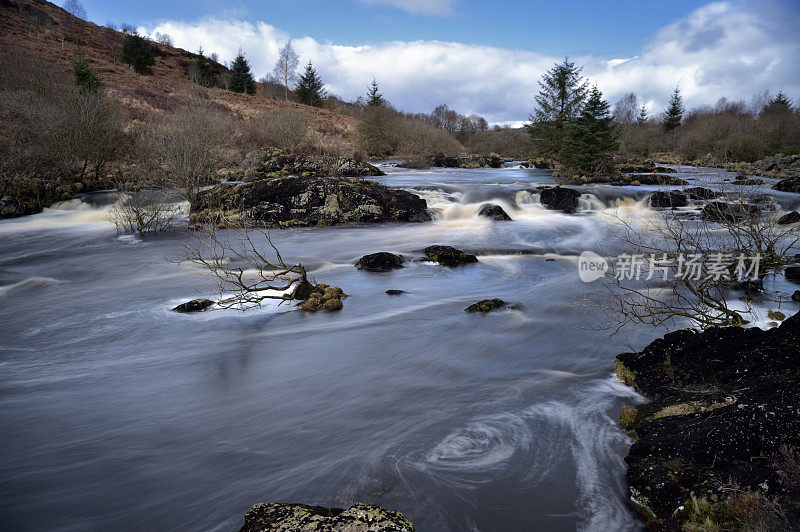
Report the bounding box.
[0,0,353,130]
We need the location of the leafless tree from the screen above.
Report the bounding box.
[612,92,639,125]
[249,108,310,150]
[153,32,174,47]
[63,0,86,19]
[108,189,181,234]
[593,186,800,329]
[272,40,299,101]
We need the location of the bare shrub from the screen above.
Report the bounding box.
[467,127,529,158]
[153,32,173,47]
[108,189,181,233]
[247,109,310,151]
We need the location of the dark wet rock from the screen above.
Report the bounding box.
[465,298,506,312]
[684,187,718,200]
[386,289,405,295]
[428,154,503,169]
[732,176,764,186]
[792,290,800,301]
[539,186,581,213]
[477,203,512,221]
[774,178,800,193]
[649,191,687,209]
[732,154,800,180]
[355,252,404,272]
[616,311,800,528]
[192,176,430,228]
[729,279,763,300]
[618,163,673,174]
[529,158,551,169]
[777,211,800,225]
[630,174,689,186]
[0,196,21,218]
[172,298,214,313]
[786,266,800,283]
[423,245,478,267]
[239,502,414,532]
[701,201,760,223]
[237,148,385,180]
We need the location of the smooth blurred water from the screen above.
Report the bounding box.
[1,165,797,531]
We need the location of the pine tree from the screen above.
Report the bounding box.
[662,86,684,131]
[761,91,793,115]
[71,52,103,91]
[527,57,589,158]
[229,50,256,95]
[190,47,216,87]
[121,34,155,74]
[637,105,648,124]
[295,62,326,107]
[366,79,386,107]
[559,86,618,175]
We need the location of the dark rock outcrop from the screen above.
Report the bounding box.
[774,178,800,193]
[792,290,800,301]
[539,186,581,213]
[615,312,800,528]
[786,266,800,283]
[732,176,764,186]
[423,245,478,267]
[428,154,503,169]
[477,203,512,221]
[732,154,800,181]
[618,163,673,174]
[386,289,405,295]
[0,196,21,219]
[236,148,385,180]
[701,201,760,223]
[172,298,214,313]
[240,502,414,532]
[684,187,718,200]
[355,252,404,272]
[191,176,430,228]
[649,191,687,209]
[778,211,800,225]
[465,299,506,312]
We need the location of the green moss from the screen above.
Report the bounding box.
[615,358,637,386]
[620,405,638,429]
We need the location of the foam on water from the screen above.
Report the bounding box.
[0,277,64,297]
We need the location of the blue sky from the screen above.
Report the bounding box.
[73,0,800,124]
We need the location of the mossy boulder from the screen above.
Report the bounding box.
[423,245,478,267]
[239,502,414,532]
[296,283,346,312]
[464,299,506,312]
[355,252,404,272]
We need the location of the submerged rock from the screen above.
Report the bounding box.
[423,245,478,267]
[539,186,581,213]
[477,203,512,221]
[0,196,21,219]
[386,289,405,295]
[191,176,430,228]
[615,311,800,529]
[172,298,215,313]
[355,252,404,272]
[777,211,800,225]
[649,191,687,208]
[464,299,506,312]
[239,502,414,532]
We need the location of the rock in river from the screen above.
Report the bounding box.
[539,186,581,213]
[477,203,512,221]
[355,252,404,272]
[423,245,478,267]
[239,502,414,531]
[649,191,687,208]
[777,211,800,225]
[465,299,506,312]
[0,196,21,219]
[786,266,800,283]
[615,311,800,529]
[191,176,430,228]
[173,298,215,313]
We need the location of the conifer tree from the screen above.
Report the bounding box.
[637,105,648,124]
[229,50,256,95]
[761,91,793,115]
[190,47,216,87]
[662,86,684,131]
[71,53,103,91]
[559,86,618,175]
[527,57,589,157]
[295,62,326,107]
[366,79,387,107]
[121,34,155,74]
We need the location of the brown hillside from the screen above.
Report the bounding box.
[0,0,354,130]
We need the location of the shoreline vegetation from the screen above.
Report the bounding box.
[2,1,800,531]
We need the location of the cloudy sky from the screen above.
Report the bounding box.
[79,0,800,125]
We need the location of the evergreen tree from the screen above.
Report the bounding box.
[366,79,387,107]
[559,86,618,175]
[71,52,103,91]
[761,91,793,115]
[295,62,326,107]
[121,34,155,74]
[229,50,256,94]
[637,105,648,124]
[190,48,216,87]
[526,57,589,158]
[662,86,684,131]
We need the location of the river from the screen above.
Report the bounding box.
[1,164,796,530]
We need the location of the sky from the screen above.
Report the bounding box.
[76,0,800,125]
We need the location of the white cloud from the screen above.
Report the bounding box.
[141,1,800,124]
[359,0,455,16]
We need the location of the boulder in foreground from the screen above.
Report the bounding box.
[615,311,800,529]
[240,502,414,532]
[423,245,478,267]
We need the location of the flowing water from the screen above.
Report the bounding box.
[1,165,797,531]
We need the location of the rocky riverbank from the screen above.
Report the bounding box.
[426,154,505,168]
[615,311,800,530]
[239,502,414,531]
